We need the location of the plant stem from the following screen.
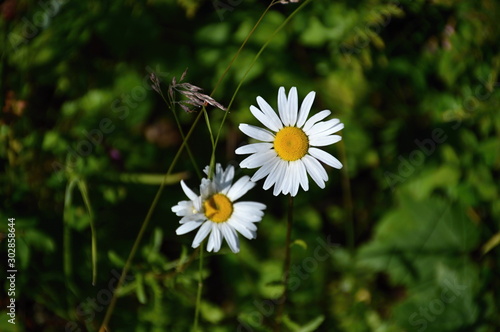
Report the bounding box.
[276,194,294,331]
[213,0,313,152]
[157,86,202,179]
[210,3,273,97]
[63,178,77,318]
[202,107,217,179]
[99,110,204,332]
[76,179,97,286]
[193,243,204,332]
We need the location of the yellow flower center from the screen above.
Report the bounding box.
[203,193,233,223]
[273,126,309,161]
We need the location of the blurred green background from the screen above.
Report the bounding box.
[1,0,499,331]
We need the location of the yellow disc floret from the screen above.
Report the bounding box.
[203,193,233,223]
[273,126,309,161]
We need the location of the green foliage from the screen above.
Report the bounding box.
[1,0,499,331]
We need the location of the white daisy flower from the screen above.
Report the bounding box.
[172,163,266,253]
[235,87,344,196]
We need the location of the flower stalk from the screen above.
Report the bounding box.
[276,194,294,330]
[99,110,205,332]
[193,243,204,332]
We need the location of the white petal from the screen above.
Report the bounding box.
[297,91,315,127]
[250,105,280,132]
[278,87,290,126]
[192,221,212,248]
[203,163,221,178]
[284,161,299,196]
[200,178,215,200]
[232,218,258,232]
[318,122,343,137]
[268,160,288,196]
[256,96,283,131]
[240,149,277,169]
[302,110,331,133]
[171,200,192,216]
[221,223,239,253]
[176,220,202,235]
[222,164,235,184]
[296,160,309,192]
[229,219,256,240]
[251,154,280,181]
[235,143,273,155]
[309,135,342,147]
[203,165,210,176]
[171,205,183,214]
[305,119,339,135]
[263,159,286,191]
[288,162,301,197]
[287,87,298,126]
[217,164,234,193]
[282,163,293,196]
[232,211,262,223]
[280,162,294,195]
[239,124,275,142]
[232,211,264,224]
[309,148,343,169]
[227,176,255,201]
[302,155,328,188]
[233,201,266,217]
[193,197,202,212]
[216,163,224,179]
[180,181,199,201]
[306,120,343,137]
[179,214,203,224]
[207,223,222,252]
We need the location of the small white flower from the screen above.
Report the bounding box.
[235,87,343,196]
[172,164,266,253]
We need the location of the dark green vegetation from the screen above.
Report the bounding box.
[1,0,499,331]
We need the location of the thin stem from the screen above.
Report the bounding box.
[203,108,215,150]
[276,194,294,331]
[158,87,202,179]
[99,110,205,332]
[202,107,217,179]
[210,3,274,97]
[212,2,275,149]
[75,179,97,286]
[193,243,204,332]
[99,4,280,327]
[63,178,77,318]
[213,0,313,152]
[99,1,313,329]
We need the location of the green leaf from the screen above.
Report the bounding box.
[282,315,301,331]
[42,130,66,152]
[108,250,126,268]
[406,165,461,200]
[136,273,147,304]
[478,138,500,166]
[357,194,480,284]
[200,301,225,324]
[282,314,325,332]
[152,227,163,252]
[291,239,308,250]
[106,172,188,185]
[298,315,325,332]
[299,16,328,47]
[482,232,500,255]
